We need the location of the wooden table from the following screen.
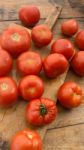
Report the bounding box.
[0,0,84,150]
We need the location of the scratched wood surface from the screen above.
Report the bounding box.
[0,0,84,150]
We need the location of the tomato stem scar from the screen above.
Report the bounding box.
[40,104,48,116]
[11,33,21,42]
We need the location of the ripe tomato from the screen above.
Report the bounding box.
[11,129,42,150]
[57,81,82,109]
[31,25,53,47]
[19,5,40,27]
[26,98,57,126]
[43,53,68,78]
[61,19,78,36]
[51,39,75,60]
[1,26,31,57]
[71,51,84,76]
[0,77,18,107]
[75,30,84,50]
[0,49,13,76]
[18,75,44,101]
[17,51,42,76]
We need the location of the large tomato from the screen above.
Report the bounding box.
[43,53,68,78]
[11,129,42,150]
[26,98,57,126]
[61,19,78,36]
[0,77,18,107]
[18,75,44,101]
[19,5,40,27]
[57,81,82,109]
[71,51,84,76]
[1,26,31,57]
[0,48,13,76]
[17,51,42,76]
[31,24,53,47]
[75,30,84,50]
[51,39,75,60]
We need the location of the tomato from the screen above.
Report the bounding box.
[43,53,68,78]
[51,39,75,60]
[17,51,42,76]
[71,51,84,76]
[61,19,78,36]
[19,5,40,27]
[57,81,82,109]
[0,77,18,107]
[75,30,84,50]
[0,49,13,76]
[18,75,44,101]
[31,25,53,47]
[26,98,57,126]
[11,129,42,150]
[1,26,31,57]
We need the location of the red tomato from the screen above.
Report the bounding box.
[51,39,75,60]
[71,51,84,76]
[0,77,18,107]
[31,25,53,47]
[75,30,84,50]
[17,51,42,76]
[26,98,57,126]
[18,75,44,101]
[1,26,31,57]
[11,129,42,150]
[61,19,78,36]
[57,81,82,109]
[43,53,68,78]
[19,5,40,27]
[0,49,13,76]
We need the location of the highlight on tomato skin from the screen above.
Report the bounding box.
[10,129,43,150]
[43,53,68,78]
[19,5,40,27]
[61,19,78,37]
[18,75,44,101]
[51,39,75,60]
[31,24,53,47]
[57,81,82,109]
[0,77,18,108]
[26,98,57,126]
[17,51,42,76]
[71,51,84,76]
[1,26,31,58]
[75,30,84,50]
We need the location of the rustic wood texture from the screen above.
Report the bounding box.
[0,0,84,149]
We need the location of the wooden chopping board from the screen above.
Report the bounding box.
[0,3,68,149]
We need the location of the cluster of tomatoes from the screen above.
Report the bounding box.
[0,5,84,150]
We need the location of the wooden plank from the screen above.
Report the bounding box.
[44,124,84,150]
[0,4,65,148]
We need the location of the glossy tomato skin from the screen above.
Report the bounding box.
[0,77,18,107]
[43,53,68,78]
[26,98,57,126]
[19,5,40,27]
[75,30,84,50]
[31,25,53,47]
[0,49,13,76]
[61,19,78,36]
[1,26,31,57]
[51,39,75,60]
[19,75,44,101]
[11,129,42,150]
[57,81,82,109]
[17,51,42,76]
[71,51,84,76]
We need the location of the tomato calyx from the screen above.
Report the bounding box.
[40,104,48,116]
[11,33,21,42]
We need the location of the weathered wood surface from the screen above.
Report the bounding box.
[0,0,84,149]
